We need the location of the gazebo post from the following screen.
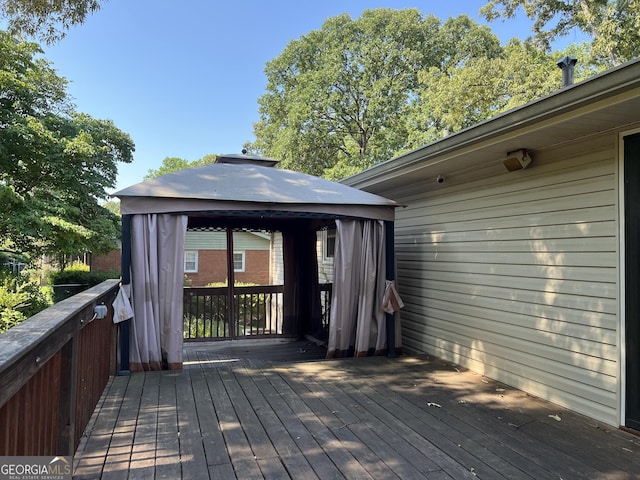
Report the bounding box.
[282,229,298,337]
[119,214,131,374]
[385,220,397,358]
[226,227,236,338]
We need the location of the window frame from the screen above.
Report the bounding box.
[233,251,245,272]
[323,229,336,262]
[184,250,198,273]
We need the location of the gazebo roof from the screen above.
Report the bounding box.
[114,155,398,221]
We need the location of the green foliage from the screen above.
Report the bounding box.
[250,10,502,178]
[144,154,218,179]
[407,41,600,143]
[0,0,105,44]
[183,315,225,339]
[0,271,51,334]
[49,266,119,287]
[480,0,640,65]
[102,199,121,217]
[49,263,119,302]
[251,7,627,179]
[0,32,134,260]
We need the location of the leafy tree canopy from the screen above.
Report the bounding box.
[480,0,640,65]
[250,10,501,179]
[406,41,602,146]
[144,154,217,179]
[0,31,134,261]
[0,0,106,44]
[102,199,121,217]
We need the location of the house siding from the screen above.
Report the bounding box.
[185,231,271,250]
[185,250,270,286]
[184,231,271,286]
[269,232,284,285]
[391,133,619,425]
[92,249,121,271]
[317,231,335,284]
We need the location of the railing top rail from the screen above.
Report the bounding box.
[0,279,120,406]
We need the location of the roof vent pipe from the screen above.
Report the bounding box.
[557,56,578,87]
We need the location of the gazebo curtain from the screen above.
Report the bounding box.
[327,219,390,357]
[129,213,187,371]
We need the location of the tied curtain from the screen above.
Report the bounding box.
[129,214,187,371]
[328,219,398,357]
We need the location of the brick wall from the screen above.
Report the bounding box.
[185,250,270,286]
[92,249,121,272]
[240,250,270,285]
[90,249,269,286]
[186,250,226,285]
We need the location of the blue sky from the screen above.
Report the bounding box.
[39,1,577,192]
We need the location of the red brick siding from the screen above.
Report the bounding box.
[185,250,269,286]
[240,250,270,285]
[185,250,226,285]
[92,250,121,271]
[90,249,269,286]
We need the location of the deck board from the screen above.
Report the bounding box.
[74,340,640,479]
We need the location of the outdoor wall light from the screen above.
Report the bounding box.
[502,149,532,172]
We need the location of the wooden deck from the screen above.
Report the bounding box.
[74,340,640,479]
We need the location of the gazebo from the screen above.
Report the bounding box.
[113,154,401,371]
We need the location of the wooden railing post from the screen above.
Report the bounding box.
[57,333,78,455]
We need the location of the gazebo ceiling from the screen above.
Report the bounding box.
[113,154,398,221]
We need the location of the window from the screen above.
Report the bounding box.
[233,251,245,272]
[184,251,198,272]
[324,229,336,261]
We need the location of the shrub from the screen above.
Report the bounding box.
[49,267,120,287]
[0,271,52,334]
[49,262,120,302]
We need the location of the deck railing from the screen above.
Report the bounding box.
[0,279,120,456]
[183,285,284,340]
[184,283,333,341]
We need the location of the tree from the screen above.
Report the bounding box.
[0,0,106,44]
[0,31,134,261]
[250,10,501,179]
[102,199,121,217]
[480,0,640,65]
[406,41,602,146]
[144,154,217,179]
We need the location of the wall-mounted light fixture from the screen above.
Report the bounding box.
[502,149,532,172]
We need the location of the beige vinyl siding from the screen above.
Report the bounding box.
[317,231,335,284]
[392,134,619,425]
[185,231,270,250]
[270,232,284,285]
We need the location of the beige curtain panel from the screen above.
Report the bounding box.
[328,219,399,357]
[130,213,187,371]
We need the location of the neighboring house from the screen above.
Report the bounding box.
[92,248,121,272]
[317,228,336,285]
[271,229,336,285]
[344,58,640,430]
[92,230,272,286]
[270,231,284,285]
[184,230,271,286]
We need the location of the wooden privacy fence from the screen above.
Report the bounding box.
[0,279,120,456]
[184,283,333,341]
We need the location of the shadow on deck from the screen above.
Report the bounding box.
[74,340,640,479]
